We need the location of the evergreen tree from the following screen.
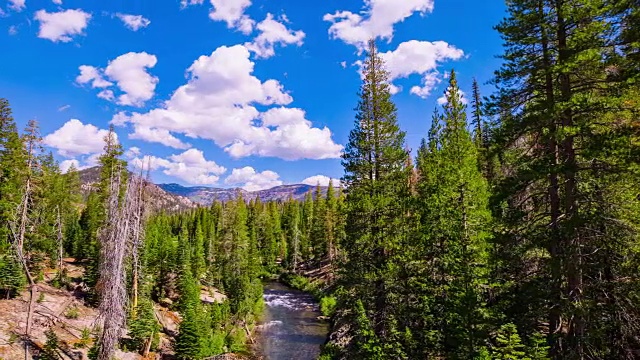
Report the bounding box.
[0,99,26,246]
[413,70,491,359]
[491,0,640,357]
[491,324,527,360]
[311,184,327,259]
[337,39,413,357]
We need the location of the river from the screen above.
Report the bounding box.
[257,282,329,360]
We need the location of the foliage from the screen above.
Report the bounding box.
[320,296,337,317]
[41,329,61,360]
[64,306,79,319]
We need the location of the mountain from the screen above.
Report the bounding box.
[77,166,329,208]
[76,167,197,211]
[158,183,327,205]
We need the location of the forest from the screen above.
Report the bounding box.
[1,0,640,359]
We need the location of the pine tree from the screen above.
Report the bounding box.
[413,70,491,359]
[337,39,413,357]
[324,180,338,266]
[175,304,203,360]
[491,324,527,360]
[42,329,61,360]
[311,184,327,259]
[491,0,640,357]
[0,99,26,246]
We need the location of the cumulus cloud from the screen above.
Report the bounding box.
[225,166,282,191]
[129,125,190,149]
[59,159,88,173]
[373,40,464,98]
[116,13,150,31]
[130,149,226,185]
[124,146,141,159]
[52,0,62,4]
[8,0,25,12]
[34,9,91,42]
[245,13,305,58]
[209,0,254,34]
[324,0,434,50]
[104,52,158,106]
[182,0,254,33]
[180,0,204,7]
[436,88,468,106]
[77,52,158,107]
[113,45,343,160]
[302,175,340,187]
[43,119,112,157]
[77,65,112,88]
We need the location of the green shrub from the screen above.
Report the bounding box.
[65,306,80,319]
[320,296,337,317]
[227,329,247,353]
[74,327,92,349]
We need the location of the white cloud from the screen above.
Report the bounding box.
[324,0,434,49]
[116,13,150,31]
[410,71,441,98]
[8,25,17,35]
[104,52,158,106]
[131,149,226,185]
[183,0,254,33]
[8,0,25,11]
[340,61,347,69]
[381,41,464,80]
[245,13,305,58]
[437,88,468,106]
[130,125,190,149]
[76,65,112,88]
[302,175,340,187]
[59,159,87,173]
[57,104,71,111]
[124,146,141,159]
[43,119,112,157]
[34,9,91,42]
[113,45,343,160]
[375,40,464,98]
[52,0,62,4]
[225,166,282,191]
[225,107,343,159]
[77,52,158,107]
[97,89,115,101]
[209,0,254,34]
[180,0,204,8]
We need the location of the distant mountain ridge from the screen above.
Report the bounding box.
[76,166,328,208]
[77,167,197,211]
[158,183,328,205]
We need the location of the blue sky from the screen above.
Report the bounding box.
[0,0,506,190]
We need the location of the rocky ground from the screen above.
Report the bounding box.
[0,259,242,360]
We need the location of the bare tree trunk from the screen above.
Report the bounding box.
[96,165,129,360]
[56,206,64,281]
[96,166,149,360]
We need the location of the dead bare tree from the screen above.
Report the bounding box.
[95,163,150,360]
[56,206,63,282]
[129,172,147,315]
[95,163,129,360]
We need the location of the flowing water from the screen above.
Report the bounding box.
[257,282,329,360]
